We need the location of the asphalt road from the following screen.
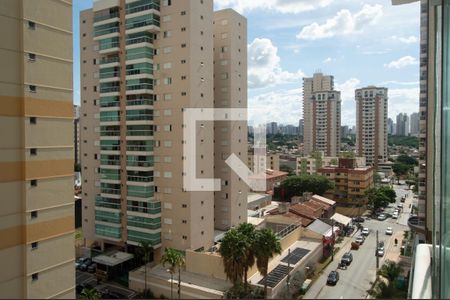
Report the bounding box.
[304,184,411,299]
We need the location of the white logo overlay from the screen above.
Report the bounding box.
[183,108,268,192]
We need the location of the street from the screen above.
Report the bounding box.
[304,184,411,299]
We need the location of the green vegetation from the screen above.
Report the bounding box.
[80,288,100,300]
[388,135,419,148]
[137,241,154,296]
[266,133,299,151]
[220,224,281,299]
[366,186,396,211]
[341,134,356,146]
[280,164,295,176]
[393,154,418,182]
[279,174,334,199]
[160,248,185,300]
[369,261,407,299]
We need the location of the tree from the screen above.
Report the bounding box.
[280,165,294,176]
[161,248,185,299]
[280,174,334,200]
[393,163,409,179]
[378,186,396,203]
[80,288,100,300]
[377,260,403,282]
[396,154,418,166]
[366,187,395,211]
[236,223,257,294]
[137,241,154,296]
[219,228,247,297]
[254,228,282,299]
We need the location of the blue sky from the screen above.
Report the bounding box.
[73,0,420,126]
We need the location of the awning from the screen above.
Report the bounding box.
[93,251,134,267]
[330,213,352,226]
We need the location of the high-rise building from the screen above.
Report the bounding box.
[298,118,304,137]
[355,86,388,167]
[303,72,341,156]
[266,122,278,135]
[396,112,410,136]
[80,0,247,256]
[74,105,81,166]
[410,112,420,136]
[0,1,74,298]
[341,125,349,138]
[387,117,395,135]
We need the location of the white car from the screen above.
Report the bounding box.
[362,227,369,236]
[385,227,393,235]
[377,214,387,221]
[377,248,385,257]
[392,213,398,219]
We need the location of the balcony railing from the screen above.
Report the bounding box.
[100,159,121,166]
[126,36,153,45]
[126,84,153,91]
[126,2,160,15]
[127,175,153,182]
[100,86,120,93]
[94,12,119,23]
[127,99,153,106]
[101,187,121,195]
[127,161,153,167]
[101,56,120,64]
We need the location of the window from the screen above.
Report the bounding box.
[181,43,186,48]
[164,172,172,178]
[162,0,172,6]
[182,235,187,240]
[181,27,186,32]
[164,77,172,85]
[162,15,172,22]
[163,47,172,54]
[164,94,172,101]
[28,53,36,61]
[181,11,186,15]
[182,204,187,208]
[163,62,172,69]
[31,211,38,219]
[28,21,36,30]
[30,117,36,124]
[163,109,172,116]
[181,92,187,96]
[220,60,228,66]
[29,85,36,93]
[30,148,37,156]
[181,75,186,80]
[181,59,186,64]
[31,242,38,250]
[163,31,172,38]
[182,220,187,224]
[32,273,38,281]
[31,180,37,187]
[164,140,172,147]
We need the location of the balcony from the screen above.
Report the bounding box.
[96,195,121,210]
[126,0,160,16]
[100,159,121,167]
[100,56,120,69]
[99,38,120,54]
[408,215,427,235]
[127,201,161,215]
[125,15,160,35]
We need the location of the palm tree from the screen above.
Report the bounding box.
[377,260,403,282]
[137,241,154,296]
[80,288,100,300]
[161,248,185,299]
[236,223,257,293]
[219,228,247,297]
[254,228,282,299]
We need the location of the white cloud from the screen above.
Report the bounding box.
[384,56,418,69]
[335,78,361,103]
[248,38,304,89]
[392,35,418,44]
[297,4,383,40]
[249,88,302,125]
[323,57,333,63]
[214,0,333,14]
[388,87,419,119]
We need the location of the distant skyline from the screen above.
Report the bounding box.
[73,0,420,126]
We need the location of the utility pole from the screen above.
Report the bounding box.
[376,230,379,269]
[331,221,335,261]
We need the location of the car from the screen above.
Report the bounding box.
[377,214,387,221]
[355,236,365,245]
[327,271,340,285]
[362,227,369,236]
[377,248,385,257]
[353,216,365,223]
[341,252,353,266]
[391,213,398,219]
[385,227,393,235]
[79,258,93,271]
[75,257,88,270]
[401,196,406,203]
[397,203,404,209]
[87,263,97,273]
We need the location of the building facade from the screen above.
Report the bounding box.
[355,86,388,167]
[303,73,341,157]
[409,112,420,136]
[74,105,81,166]
[80,0,247,255]
[0,0,75,298]
[296,156,366,175]
[396,112,410,136]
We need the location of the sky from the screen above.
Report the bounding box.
[73,0,420,126]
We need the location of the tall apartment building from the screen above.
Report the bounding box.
[303,72,341,157]
[298,118,304,137]
[74,105,81,166]
[213,9,248,231]
[355,86,388,167]
[396,112,410,136]
[409,112,420,136]
[80,0,247,256]
[387,117,395,135]
[0,1,74,298]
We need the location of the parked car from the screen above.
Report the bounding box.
[353,216,365,223]
[355,236,365,245]
[327,271,340,286]
[87,263,97,273]
[341,252,353,266]
[75,257,88,270]
[401,196,406,203]
[392,213,398,219]
[79,258,93,271]
[362,227,370,236]
[385,227,393,235]
[377,248,385,257]
[377,214,387,221]
[397,203,404,209]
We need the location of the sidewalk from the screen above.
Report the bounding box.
[384,230,403,262]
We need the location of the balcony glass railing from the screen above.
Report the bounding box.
[126,84,153,91]
[126,0,160,15]
[125,15,160,30]
[95,224,121,239]
[100,140,120,151]
[127,201,160,214]
[101,56,120,64]
[100,70,120,79]
[100,159,121,166]
[94,11,119,23]
[101,187,121,195]
[95,210,121,224]
[127,215,161,230]
[127,161,154,167]
[94,25,119,37]
[96,196,121,210]
[127,230,161,244]
[99,37,120,51]
[127,99,153,106]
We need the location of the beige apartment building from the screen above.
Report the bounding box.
[355,87,388,167]
[247,152,280,173]
[0,0,75,298]
[296,156,366,175]
[303,73,341,157]
[80,0,247,256]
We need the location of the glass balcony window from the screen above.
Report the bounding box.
[126,32,154,45]
[100,96,120,108]
[100,168,121,180]
[101,140,120,151]
[94,7,120,23]
[95,210,121,224]
[126,47,154,61]
[126,0,160,15]
[100,110,120,122]
[100,82,120,93]
[127,200,160,214]
[127,140,154,152]
[96,196,121,210]
[94,22,119,37]
[127,185,154,198]
[126,63,153,76]
[100,67,120,79]
[100,154,121,166]
[95,224,121,239]
[99,37,120,50]
[126,110,153,121]
[127,230,161,244]
[127,170,153,182]
[100,56,120,64]
[125,14,160,30]
[127,215,161,230]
